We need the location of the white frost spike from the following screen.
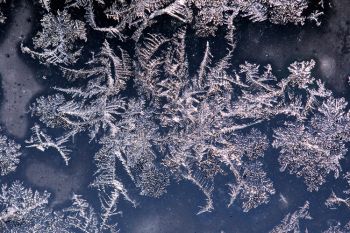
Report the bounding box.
[98,179,137,231]
[325,191,350,209]
[39,0,50,11]
[270,201,312,233]
[325,173,350,209]
[64,194,99,233]
[183,171,214,215]
[26,124,72,165]
[85,1,125,40]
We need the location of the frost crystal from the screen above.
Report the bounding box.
[0,0,5,23]
[95,103,169,198]
[0,181,128,232]
[149,40,279,212]
[269,201,312,233]
[64,194,100,233]
[192,0,313,37]
[21,10,86,65]
[322,221,350,233]
[228,161,275,212]
[325,173,350,209]
[91,148,137,231]
[30,40,133,142]
[273,97,350,191]
[25,124,72,165]
[0,133,21,176]
[0,181,68,233]
[135,29,337,209]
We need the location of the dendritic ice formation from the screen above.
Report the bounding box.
[28,40,349,215]
[0,0,348,232]
[273,96,350,192]
[326,172,350,209]
[21,9,87,65]
[22,0,328,75]
[0,131,21,176]
[322,221,350,233]
[269,201,311,233]
[0,181,60,232]
[0,181,125,232]
[63,0,325,40]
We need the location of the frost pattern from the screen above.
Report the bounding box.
[135,30,341,210]
[61,0,325,40]
[27,23,349,213]
[29,34,348,214]
[9,0,350,231]
[64,194,99,232]
[26,124,72,165]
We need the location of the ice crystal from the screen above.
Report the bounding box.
[21,10,86,65]
[91,146,137,231]
[0,0,5,23]
[39,0,51,11]
[192,0,320,36]
[29,40,133,143]
[64,193,129,232]
[0,182,105,232]
[157,48,277,211]
[273,97,350,191]
[0,133,21,176]
[0,181,68,233]
[228,161,275,212]
[94,101,169,198]
[269,201,312,233]
[25,124,72,165]
[143,39,281,212]
[325,173,350,209]
[322,221,350,233]
[64,194,100,233]
[61,40,133,84]
[0,181,133,232]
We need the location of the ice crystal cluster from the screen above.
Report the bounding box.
[0,0,348,231]
[0,181,125,232]
[322,221,350,233]
[21,9,87,65]
[0,132,21,176]
[325,173,350,209]
[269,201,311,233]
